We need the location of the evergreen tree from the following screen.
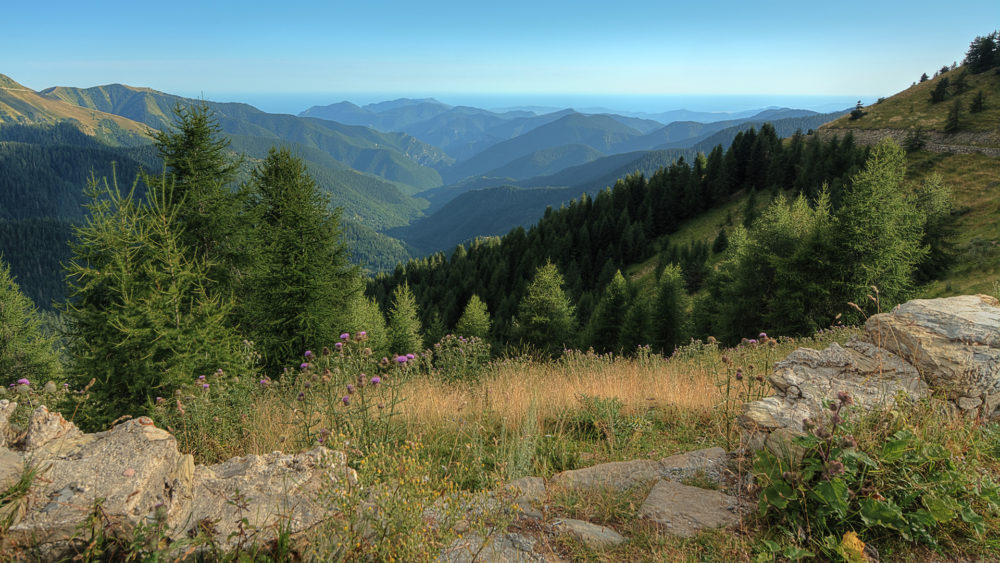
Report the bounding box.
[965,31,999,73]
[944,99,962,133]
[241,148,360,374]
[387,283,423,355]
[64,175,250,430]
[970,90,987,113]
[513,261,576,355]
[919,72,930,83]
[151,103,244,294]
[455,294,491,339]
[618,296,651,353]
[0,257,61,384]
[835,139,927,318]
[651,264,688,354]
[929,77,950,103]
[585,270,629,353]
[342,294,389,358]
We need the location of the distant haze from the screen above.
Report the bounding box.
[200,92,860,117]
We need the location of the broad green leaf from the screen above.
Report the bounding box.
[922,494,959,522]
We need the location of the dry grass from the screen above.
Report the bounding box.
[396,351,723,432]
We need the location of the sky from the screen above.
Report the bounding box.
[4,0,996,114]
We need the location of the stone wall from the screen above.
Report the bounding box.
[818,127,1000,157]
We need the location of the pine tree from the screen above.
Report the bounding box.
[835,139,927,318]
[387,283,423,355]
[944,99,962,133]
[585,270,629,353]
[970,90,987,113]
[513,261,576,355]
[0,257,60,384]
[651,264,688,354]
[241,148,360,375]
[455,294,491,339]
[64,175,250,430]
[151,103,244,294]
[929,77,950,103]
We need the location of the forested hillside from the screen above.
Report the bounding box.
[371,125,879,347]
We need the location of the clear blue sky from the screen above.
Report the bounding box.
[4,0,995,112]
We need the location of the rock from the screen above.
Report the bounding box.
[439,532,556,563]
[507,476,546,519]
[551,518,625,549]
[740,295,1000,446]
[550,459,661,492]
[659,447,733,487]
[739,339,928,437]
[0,448,25,525]
[6,418,193,553]
[181,447,355,548]
[0,400,17,446]
[638,479,740,538]
[865,295,1000,414]
[21,405,86,454]
[550,447,734,493]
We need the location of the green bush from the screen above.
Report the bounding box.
[429,334,491,383]
[754,393,1000,559]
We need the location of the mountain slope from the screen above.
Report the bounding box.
[0,74,150,145]
[41,83,449,190]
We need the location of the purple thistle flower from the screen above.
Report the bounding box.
[259,379,269,386]
[198,375,206,381]
[358,331,367,338]
[342,395,350,406]
[759,332,768,340]
[370,376,381,386]
[335,342,343,350]
[304,350,313,358]
[202,383,210,390]
[340,333,350,340]
[300,362,310,369]
[346,383,355,394]
[155,397,164,404]
[396,355,407,364]
[17,378,29,386]
[406,353,415,360]
[748,339,758,345]
[63,383,69,389]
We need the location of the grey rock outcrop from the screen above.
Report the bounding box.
[0,404,356,558]
[439,532,558,563]
[740,294,1000,445]
[550,518,625,549]
[549,447,732,493]
[638,479,740,538]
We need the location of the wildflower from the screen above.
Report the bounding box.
[43,381,57,393]
[824,460,846,479]
[837,391,853,406]
[322,346,331,355]
[259,379,269,386]
[347,384,355,394]
[396,355,408,364]
[831,413,843,425]
[358,331,367,339]
[202,383,210,390]
[17,378,29,386]
[304,350,313,358]
[748,339,758,345]
[63,383,69,389]
[721,354,730,364]
[370,376,381,386]
[335,342,343,350]
[340,333,350,340]
[155,397,164,404]
[406,353,415,360]
[380,357,390,367]
[297,392,305,401]
[216,369,224,376]
[842,435,857,448]
[735,369,744,381]
[758,332,768,340]
[300,362,310,369]
[363,347,372,356]
[198,375,206,381]
[342,396,350,406]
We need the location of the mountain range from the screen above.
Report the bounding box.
[0,71,847,305]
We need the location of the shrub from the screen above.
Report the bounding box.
[754,393,1000,559]
[429,334,492,383]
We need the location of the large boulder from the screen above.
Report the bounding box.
[865,295,1000,416]
[549,447,732,493]
[0,403,357,557]
[740,294,1000,446]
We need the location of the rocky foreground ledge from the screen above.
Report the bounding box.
[0,403,355,558]
[740,294,1000,451]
